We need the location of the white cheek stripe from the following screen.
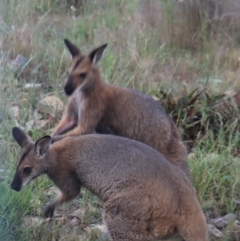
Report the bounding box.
[21,176,32,189]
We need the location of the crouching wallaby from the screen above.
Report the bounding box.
[51,39,190,179]
[11,127,208,241]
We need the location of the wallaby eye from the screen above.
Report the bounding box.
[79,73,87,79]
[23,167,32,175]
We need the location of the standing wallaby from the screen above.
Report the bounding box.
[11,127,208,241]
[51,39,190,179]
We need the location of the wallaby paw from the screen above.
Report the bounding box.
[44,204,55,218]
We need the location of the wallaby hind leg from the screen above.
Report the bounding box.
[104,212,148,241]
[177,210,209,241]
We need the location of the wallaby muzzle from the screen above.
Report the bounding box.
[64,77,75,96]
[11,172,22,192]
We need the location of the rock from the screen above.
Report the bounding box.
[233,220,240,233]
[207,224,224,238]
[13,54,27,69]
[33,110,43,120]
[70,217,80,227]
[91,223,108,233]
[8,106,20,120]
[22,216,45,229]
[209,213,236,229]
[34,119,49,130]
[37,95,64,117]
[188,153,197,159]
[225,90,237,98]
[53,216,66,225]
[231,220,240,241]
[91,223,110,240]
[29,199,41,206]
[99,233,111,241]
[69,208,85,220]
[224,213,236,225]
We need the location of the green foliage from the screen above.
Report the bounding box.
[152,86,240,149]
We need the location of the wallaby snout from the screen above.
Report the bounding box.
[64,76,75,96]
[11,127,208,241]
[11,173,22,192]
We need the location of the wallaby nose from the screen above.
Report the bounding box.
[11,173,22,192]
[64,78,75,96]
[11,182,21,192]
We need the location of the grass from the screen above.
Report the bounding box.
[1,0,240,240]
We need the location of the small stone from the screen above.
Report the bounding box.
[37,95,64,117]
[224,90,237,98]
[29,199,41,206]
[8,106,20,120]
[188,153,196,159]
[70,217,80,227]
[53,216,66,225]
[91,223,108,233]
[99,233,111,241]
[22,216,45,229]
[69,208,85,220]
[209,213,236,229]
[207,224,224,238]
[33,110,43,120]
[13,54,27,69]
[91,223,109,240]
[34,119,49,130]
[233,220,240,230]
[223,213,236,225]
[209,217,226,229]
[234,199,240,206]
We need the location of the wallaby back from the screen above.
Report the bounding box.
[52,39,190,178]
[11,127,208,241]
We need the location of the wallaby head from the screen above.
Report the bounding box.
[11,127,51,192]
[64,39,107,96]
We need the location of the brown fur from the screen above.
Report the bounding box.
[11,127,208,241]
[52,39,190,179]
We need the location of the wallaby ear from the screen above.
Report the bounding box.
[35,136,51,157]
[12,127,31,148]
[89,43,107,65]
[64,39,80,57]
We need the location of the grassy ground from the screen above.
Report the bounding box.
[1,0,240,240]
